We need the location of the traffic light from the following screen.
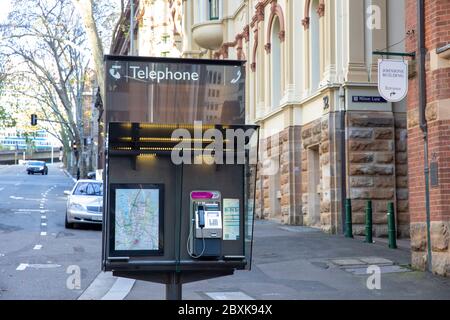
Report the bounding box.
[72,141,77,151]
[31,114,37,126]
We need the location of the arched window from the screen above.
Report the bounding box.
[271,18,282,110]
[310,0,320,91]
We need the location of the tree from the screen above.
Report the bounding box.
[0,0,91,176]
[72,0,122,98]
[0,57,16,128]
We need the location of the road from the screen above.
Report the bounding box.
[0,164,102,299]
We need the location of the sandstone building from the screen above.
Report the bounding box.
[112,1,410,237]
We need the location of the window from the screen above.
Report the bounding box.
[74,182,103,196]
[209,0,220,20]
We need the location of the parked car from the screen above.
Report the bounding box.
[87,171,96,179]
[64,179,103,229]
[26,161,48,175]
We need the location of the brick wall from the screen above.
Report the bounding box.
[406,0,450,276]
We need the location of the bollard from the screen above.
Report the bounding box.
[345,199,353,238]
[387,202,397,249]
[365,200,373,243]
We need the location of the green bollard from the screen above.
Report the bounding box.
[345,199,353,238]
[365,200,373,243]
[387,202,397,249]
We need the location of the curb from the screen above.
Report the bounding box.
[78,272,135,300]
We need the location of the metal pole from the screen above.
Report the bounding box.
[345,199,353,238]
[365,200,373,243]
[339,86,347,235]
[387,202,397,249]
[417,0,432,271]
[130,0,135,55]
[165,272,182,300]
[51,143,54,164]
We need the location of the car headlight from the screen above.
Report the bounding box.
[70,203,86,211]
[39,167,44,170]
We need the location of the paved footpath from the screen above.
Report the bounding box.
[83,220,450,300]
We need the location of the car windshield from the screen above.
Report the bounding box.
[73,182,103,196]
[29,162,44,166]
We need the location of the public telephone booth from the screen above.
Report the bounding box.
[101,56,259,299]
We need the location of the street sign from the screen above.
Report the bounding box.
[378,59,408,102]
[352,96,387,103]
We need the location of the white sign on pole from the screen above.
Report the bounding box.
[378,59,408,102]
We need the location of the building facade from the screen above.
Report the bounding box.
[178,0,409,237]
[113,1,411,238]
[112,0,183,57]
[406,0,450,276]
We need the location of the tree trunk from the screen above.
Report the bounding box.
[72,0,106,98]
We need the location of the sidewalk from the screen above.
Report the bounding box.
[87,220,450,300]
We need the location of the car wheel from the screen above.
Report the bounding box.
[65,213,75,229]
[45,171,48,175]
[42,172,45,175]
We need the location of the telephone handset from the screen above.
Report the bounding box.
[197,205,205,229]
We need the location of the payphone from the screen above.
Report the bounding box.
[188,191,223,259]
[102,56,260,300]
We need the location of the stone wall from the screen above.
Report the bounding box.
[256,126,302,224]
[301,116,334,233]
[395,114,409,238]
[254,112,408,239]
[347,112,397,237]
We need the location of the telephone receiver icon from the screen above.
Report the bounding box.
[231,69,242,84]
[109,65,122,80]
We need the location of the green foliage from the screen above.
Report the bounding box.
[0,105,16,128]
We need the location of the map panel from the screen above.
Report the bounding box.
[115,188,160,251]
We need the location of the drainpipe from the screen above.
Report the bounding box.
[339,85,347,234]
[417,0,432,272]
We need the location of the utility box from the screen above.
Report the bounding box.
[101,56,258,296]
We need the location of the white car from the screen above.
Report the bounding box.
[64,179,103,229]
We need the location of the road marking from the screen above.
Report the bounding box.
[10,196,24,200]
[33,245,42,250]
[0,187,4,191]
[14,182,20,186]
[27,264,61,269]
[41,215,46,219]
[41,223,47,227]
[16,263,29,271]
[13,209,54,212]
[40,232,47,236]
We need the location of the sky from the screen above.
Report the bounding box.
[0,0,12,22]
